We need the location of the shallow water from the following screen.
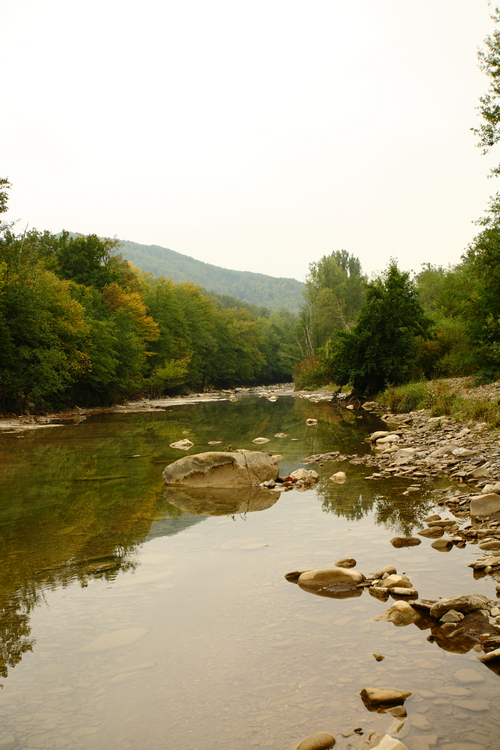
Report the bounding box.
[0,395,499,750]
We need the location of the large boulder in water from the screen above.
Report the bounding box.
[162,450,279,488]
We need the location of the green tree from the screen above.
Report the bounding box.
[473,5,500,176]
[324,261,430,395]
[461,194,500,378]
[298,250,365,356]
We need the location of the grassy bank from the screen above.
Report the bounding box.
[376,378,500,428]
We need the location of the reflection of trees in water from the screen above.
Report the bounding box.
[373,494,434,536]
[319,487,375,521]
[0,435,204,684]
[0,396,387,683]
[317,477,435,535]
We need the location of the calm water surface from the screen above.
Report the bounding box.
[1,395,499,750]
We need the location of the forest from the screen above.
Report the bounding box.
[2,167,500,414]
[116,239,305,313]
[3,14,500,414]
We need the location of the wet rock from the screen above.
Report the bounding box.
[387,706,406,717]
[470,493,500,517]
[430,594,490,619]
[369,431,390,441]
[477,647,500,662]
[290,468,319,482]
[162,450,279,488]
[296,732,336,750]
[479,539,500,551]
[373,565,397,578]
[169,438,194,450]
[252,437,270,444]
[440,609,465,623]
[373,600,420,626]
[285,569,311,583]
[379,574,413,590]
[390,537,421,548]
[274,432,288,438]
[330,471,347,483]
[391,587,418,597]
[431,538,453,551]
[360,687,412,706]
[335,558,356,568]
[298,568,364,588]
[361,734,410,750]
[369,586,390,601]
[417,527,445,539]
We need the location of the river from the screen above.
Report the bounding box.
[0,393,499,750]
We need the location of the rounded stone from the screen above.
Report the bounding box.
[298,568,364,588]
[296,733,335,750]
[335,558,356,568]
[390,537,421,548]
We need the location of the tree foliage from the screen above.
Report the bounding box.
[473,6,500,176]
[0,181,300,412]
[298,250,365,356]
[325,261,430,395]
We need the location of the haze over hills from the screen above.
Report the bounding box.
[116,239,305,313]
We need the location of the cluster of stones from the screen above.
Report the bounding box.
[358,564,418,599]
[349,411,500,488]
[259,468,320,492]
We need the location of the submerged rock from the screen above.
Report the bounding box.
[330,471,347,483]
[335,558,357,568]
[298,567,364,599]
[359,687,412,706]
[296,732,336,750]
[162,450,279,488]
[169,438,194,450]
[373,600,420,626]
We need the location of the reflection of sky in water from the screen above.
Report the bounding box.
[0,397,499,749]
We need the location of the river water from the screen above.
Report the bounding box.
[0,394,499,750]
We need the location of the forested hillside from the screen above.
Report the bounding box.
[116,239,305,313]
[0,180,301,414]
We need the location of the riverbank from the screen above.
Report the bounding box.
[0,383,333,435]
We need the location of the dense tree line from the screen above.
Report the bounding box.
[0,181,299,413]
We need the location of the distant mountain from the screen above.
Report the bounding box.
[116,239,305,313]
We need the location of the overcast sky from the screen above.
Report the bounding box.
[2,0,499,282]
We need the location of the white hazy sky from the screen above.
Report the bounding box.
[2,0,499,282]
